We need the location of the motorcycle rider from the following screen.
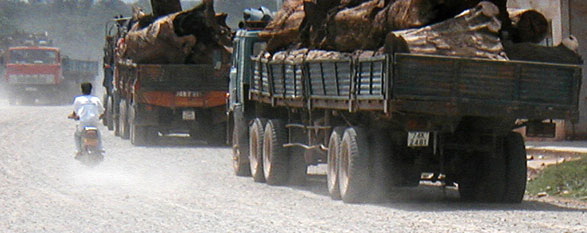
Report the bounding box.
[68,82,105,158]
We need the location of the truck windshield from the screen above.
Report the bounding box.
[9,49,57,64]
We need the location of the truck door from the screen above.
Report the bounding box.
[229,37,241,111]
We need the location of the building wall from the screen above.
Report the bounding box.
[567,0,587,137]
[508,0,586,139]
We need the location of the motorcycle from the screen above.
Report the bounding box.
[77,126,104,166]
[69,114,104,166]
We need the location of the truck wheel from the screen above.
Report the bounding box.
[129,104,148,146]
[119,99,130,139]
[102,94,109,126]
[232,119,251,177]
[106,96,114,131]
[113,93,121,136]
[130,124,148,146]
[458,137,507,202]
[249,118,266,182]
[287,147,307,185]
[502,132,527,203]
[370,130,394,202]
[262,119,290,186]
[338,127,371,203]
[327,127,346,200]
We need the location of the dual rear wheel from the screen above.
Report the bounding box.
[328,127,393,203]
[247,118,307,185]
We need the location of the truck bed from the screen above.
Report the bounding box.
[118,63,227,92]
[117,62,228,108]
[250,53,582,120]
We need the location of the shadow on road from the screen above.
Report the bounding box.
[291,173,587,212]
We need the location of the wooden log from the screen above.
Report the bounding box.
[300,0,341,48]
[121,0,232,65]
[258,0,305,52]
[321,0,386,51]
[384,1,507,60]
[503,36,583,64]
[508,8,548,43]
[151,0,182,18]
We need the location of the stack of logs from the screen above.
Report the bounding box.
[118,0,232,65]
[259,0,581,64]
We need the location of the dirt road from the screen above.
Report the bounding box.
[0,102,585,232]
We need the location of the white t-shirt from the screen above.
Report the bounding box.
[73,95,104,128]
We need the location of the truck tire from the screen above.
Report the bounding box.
[129,104,148,146]
[119,99,130,139]
[102,94,108,126]
[338,127,372,203]
[262,119,290,186]
[327,127,345,200]
[458,136,507,202]
[113,93,121,136]
[130,123,148,146]
[502,132,527,203]
[249,118,266,182]
[106,96,114,131]
[232,117,251,177]
[287,147,307,185]
[370,130,394,202]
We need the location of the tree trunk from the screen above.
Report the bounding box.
[121,0,232,65]
[508,8,548,43]
[384,1,506,60]
[151,0,182,18]
[258,0,305,52]
[321,0,386,51]
[503,38,583,64]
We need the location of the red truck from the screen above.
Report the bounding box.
[3,46,98,105]
[102,17,230,145]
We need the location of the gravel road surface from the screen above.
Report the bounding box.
[0,102,585,232]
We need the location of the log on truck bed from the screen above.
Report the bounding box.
[250,53,581,121]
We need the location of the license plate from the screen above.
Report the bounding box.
[182,110,196,120]
[407,132,430,147]
[25,87,38,91]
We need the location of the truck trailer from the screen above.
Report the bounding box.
[228,26,582,203]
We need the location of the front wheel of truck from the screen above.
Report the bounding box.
[232,118,251,176]
[249,118,266,183]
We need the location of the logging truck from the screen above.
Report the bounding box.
[2,46,98,105]
[228,25,583,203]
[102,17,229,145]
